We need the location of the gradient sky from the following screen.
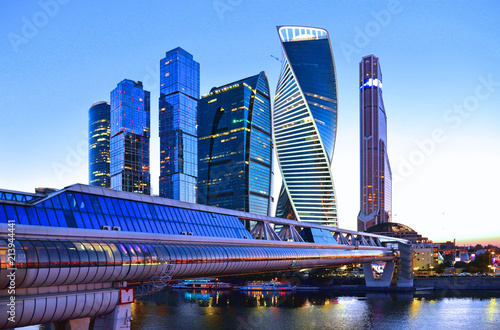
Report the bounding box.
[1,1,499,246]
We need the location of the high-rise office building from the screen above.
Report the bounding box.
[274,26,339,227]
[159,47,199,203]
[198,72,272,215]
[358,54,392,231]
[110,79,151,194]
[89,101,110,188]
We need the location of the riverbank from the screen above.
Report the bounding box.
[414,277,500,290]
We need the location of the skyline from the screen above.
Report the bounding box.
[1,1,500,245]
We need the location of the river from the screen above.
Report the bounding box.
[132,289,500,329]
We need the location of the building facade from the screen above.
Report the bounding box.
[273,26,339,226]
[159,47,199,203]
[89,101,110,188]
[110,79,151,194]
[358,54,392,231]
[198,72,272,215]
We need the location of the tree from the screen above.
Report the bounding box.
[466,253,491,273]
[434,263,446,274]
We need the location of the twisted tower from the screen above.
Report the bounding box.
[274,26,339,227]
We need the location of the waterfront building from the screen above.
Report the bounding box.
[89,101,110,188]
[159,47,199,203]
[358,54,392,231]
[110,79,151,194]
[413,243,440,275]
[273,26,339,226]
[197,72,272,215]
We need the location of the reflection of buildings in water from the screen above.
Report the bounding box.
[184,291,212,306]
[243,291,294,307]
[486,298,498,324]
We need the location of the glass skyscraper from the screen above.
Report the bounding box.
[198,72,272,215]
[110,79,151,194]
[274,26,339,227]
[88,101,110,188]
[358,54,392,231]
[159,47,199,203]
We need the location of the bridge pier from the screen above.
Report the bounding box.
[363,261,395,287]
[92,304,132,329]
[395,242,414,288]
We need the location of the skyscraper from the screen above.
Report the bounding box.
[358,54,392,231]
[198,72,272,215]
[110,79,151,194]
[89,101,110,188]
[274,26,339,227]
[159,47,199,203]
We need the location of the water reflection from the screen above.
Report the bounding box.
[133,289,500,329]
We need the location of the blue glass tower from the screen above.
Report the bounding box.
[198,72,272,215]
[89,101,110,188]
[159,48,199,203]
[274,26,339,227]
[110,79,151,194]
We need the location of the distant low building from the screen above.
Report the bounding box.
[365,222,428,243]
[413,243,439,275]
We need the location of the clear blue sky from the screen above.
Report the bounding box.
[1,1,499,245]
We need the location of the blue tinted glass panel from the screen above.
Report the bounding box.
[123,201,136,218]
[16,206,29,225]
[80,212,92,229]
[74,194,87,213]
[51,195,62,209]
[0,205,7,223]
[63,210,76,228]
[136,203,148,219]
[112,199,123,216]
[149,220,159,233]
[73,212,84,228]
[98,197,109,214]
[89,213,100,229]
[105,198,116,214]
[148,204,158,220]
[111,216,120,228]
[125,218,134,232]
[142,203,152,218]
[118,217,129,231]
[97,214,107,227]
[143,219,153,232]
[82,195,95,213]
[59,193,71,210]
[55,210,67,227]
[4,205,17,222]
[131,202,141,219]
[135,219,146,232]
[45,209,59,227]
[43,199,53,209]
[163,221,172,234]
[118,200,129,217]
[36,208,49,226]
[154,206,163,220]
[157,220,167,233]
